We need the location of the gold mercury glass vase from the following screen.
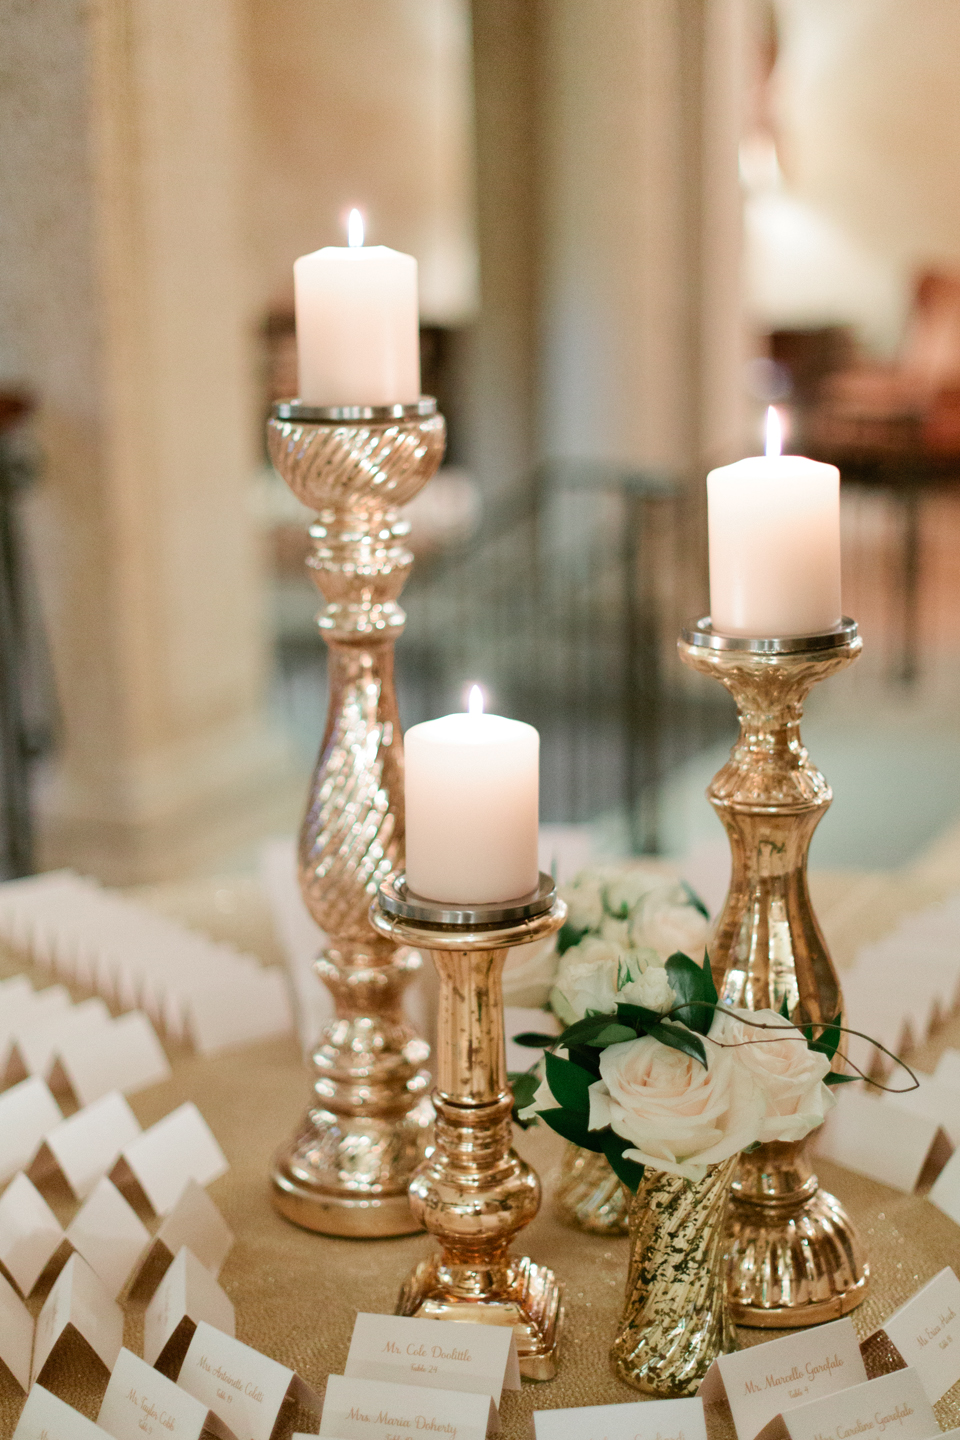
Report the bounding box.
[611,1156,739,1396]
[554,1143,630,1235]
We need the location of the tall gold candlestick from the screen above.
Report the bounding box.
[268,398,445,1237]
[679,617,869,1326]
[371,875,566,1379]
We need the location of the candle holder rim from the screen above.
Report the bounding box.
[272,396,437,424]
[680,615,858,655]
[377,871,556,927]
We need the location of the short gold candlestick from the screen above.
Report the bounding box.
[679,617,869,1327]
[268,398,445,1238]
[371,874,566,1380]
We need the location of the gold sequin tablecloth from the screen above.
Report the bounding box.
[2,877,960,1439]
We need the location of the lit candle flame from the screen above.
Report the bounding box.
[468,684,484,716]
[765,404,782,459]
[347,208,364,248]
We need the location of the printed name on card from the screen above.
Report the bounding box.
[111,1102,228,1217]
[753,1367,938,1440]
[30,1091,142,1201]
[177,1321,321,1440]
[128,1179,234,1302]
[345,1313,520,1403]
[50,1010,171,1107]
[698,1316,868,1440]
[533,1397,707,1440]
[0,1266,34,1391]
[861,1267,960,1403]
[0,1170,67,1296]
[0,1077,62,1185]
[144,1247,235,1378]
[32,1253,123,1385]
[65,1177,151,1299]
[12,1384,113,1440]
[97,1347,238,1440]
[320,1374,497,1440]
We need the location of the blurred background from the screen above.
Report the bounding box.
[4,0,960,890]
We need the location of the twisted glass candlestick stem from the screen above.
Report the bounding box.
[679,618,869,1327]
[267,399,445,1237]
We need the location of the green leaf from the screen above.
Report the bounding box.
[556,1013,617,1048]
[587,1024,637,1046]
[601,1131,646,1191]
[565,1043,602,1078]
[508,1071,540,1109]
[664,951,717,1035]
[614,1002,663,1029]
[539,1108,606,1152]
[544,1051,595,1112]
[510,1032,557,1049]
[808,1013,842,1061]
[824,1071,859,1086]
[645,1021,707,1069]
[556,922,588,956]
[778,994,791,1020]
[681,880,710,920]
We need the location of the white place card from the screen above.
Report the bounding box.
[12,1384,113,1440]
[754,1366,938,1440]
[868,1266,960,1402]
[31,1091,142,1200]
[699,1316,867,1440]
[504,1008,558,1074]
[936,1050,960,1089]
[345,1313,520,1403]
[182,970,294,1056]
[32,1253,123,1384]
[930,1145,960,1225]
[5,997,112,1086]
[0,1170,67,1296]
[51,1010,171,1107]
[0,1266,33,1390]
[814,1089,952,1192]
[111,1102,228,1217]
[128,1179,234,1300]
[144,1247,235,1376]
[882,1073,960,1148]
[177,1321,321,1440]
[533,1397,707,1440]
[0,1077,62,1184]
[66,1177,151,1298]
[320,1374,496,1440]
[98,1347,238,1440]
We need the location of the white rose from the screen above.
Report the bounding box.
[603,866,666,918]
[707,1007,835,1143]
[617,966,677,1015]
[551,936,621,1021]
[587,1034,765,1180]
[560,878,604,932]
[631,885,709,961]
[599,915,631,950]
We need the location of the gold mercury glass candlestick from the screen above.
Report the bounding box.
[267,397,445,1237]
[679,616,869,1326]
[371,873,566,1379]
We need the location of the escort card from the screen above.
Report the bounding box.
[128,1180,234,1301]
[814,1089,952,1192]
[881,1073,960,1147]
[66,1177,151,1298]
[12,1384,113,1440]
[176,1321,321,1440]
[345,1313,520,1403]
[32,1253,123,1384]
[0,1266,33,1390]
[754,1366,938,1440]
[111,1102,228,1217]
[867,1266,960,1402]
[930,1146,960,1225]
[98,1347,238,1440]
[698,1316,868,1440]
[320,1374,496,1440]
[31,1091,142,1200]
[0,1077,62,1184]
[5,997,113,1086]
[144,1247,235,1377]
[533,1397,707,1440]
[936,1049,960,1088]
[51,1010,171,1107]
[181,969,294,1056]
[0,1171,67,1296]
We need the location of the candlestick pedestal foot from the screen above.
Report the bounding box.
[679,618,869,1328]
[372,875,566,1380]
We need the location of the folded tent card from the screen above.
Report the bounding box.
[860,1266,960,1403]
[0,1267,34,1391]
[65,1177,152,1299]
[49,1010,171,1108]
[110,1102,229,1218]
[930,1146,960,1226]
[0,1076,63,1185]
[753,1367,938,1440]
[98,1347,238,1440]
[0,1170,69,1296]
[32,1252,123,1386]
[532,1397,707,1440]
[127,1178,234,1302]
[320,1374,498,1440]
[176,1321,321,1440]
[814,1089,953,1194]
[29,1090,142,1201]
[145,1246,236,1378]
[12,1384,114,1440]
[344,1313,520,1406]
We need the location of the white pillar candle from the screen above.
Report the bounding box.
[404,688,540,905]
[293,210,421,407]
[707,407,842,637]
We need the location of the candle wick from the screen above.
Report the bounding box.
[347,208,364,248]
[467,684,484,717]
[765,405,782,459]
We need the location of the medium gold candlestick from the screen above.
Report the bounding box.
[371,874,566,1379]
[268,398,444,1237]
[679,617,869,1326]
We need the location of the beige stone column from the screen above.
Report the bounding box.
[0,0,287,883]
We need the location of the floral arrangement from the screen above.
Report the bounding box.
[511,946,860,1188]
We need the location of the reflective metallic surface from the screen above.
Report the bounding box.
[267,400,445,1237]
[371,876,567,1379]
[679,620,870,1325]
[554,1144,630,1236]
[611,1157,739,1396]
